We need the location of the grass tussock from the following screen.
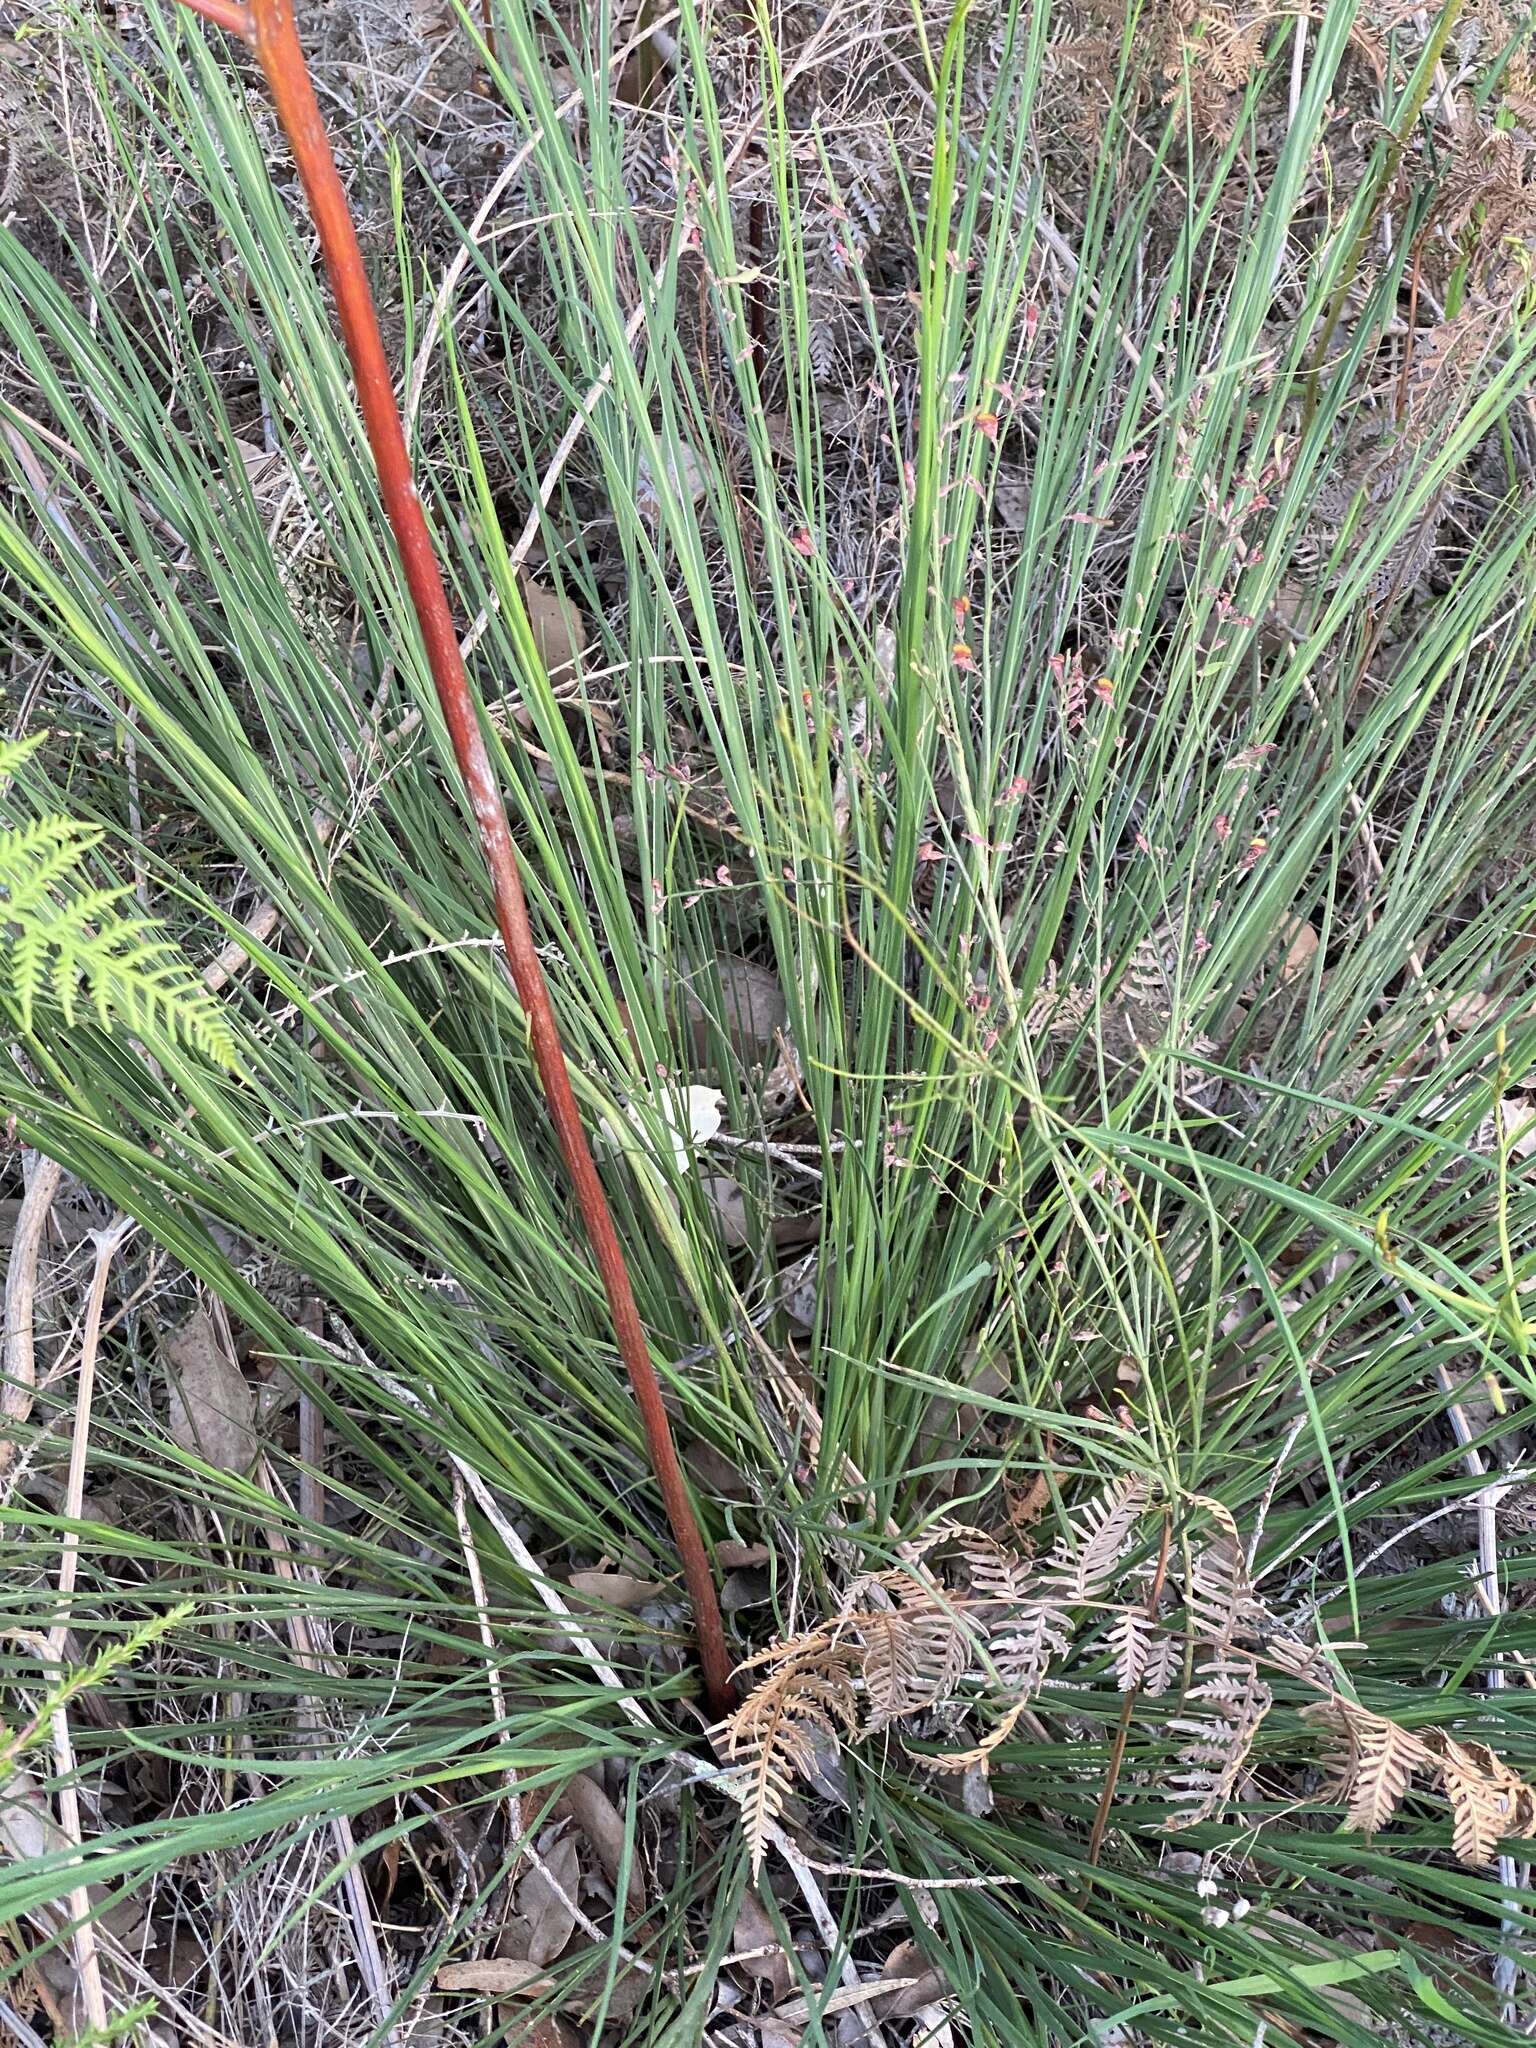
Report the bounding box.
[3,0,1536,2040]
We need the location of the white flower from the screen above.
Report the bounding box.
[1232,1898,1251,1920]
[1203,1906,1230,1928]
[625,1085,724,1175]
[1196,1876,1218,1898]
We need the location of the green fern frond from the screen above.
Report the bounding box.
[0,740,238,1067]
[0,735,45,779]
[0,815,102,919]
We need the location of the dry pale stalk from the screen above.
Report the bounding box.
[451,1465,523,1826]
[44,1217,132,2035]
[171,0,732,1713]
[1,1151,61,1485]
[257,1469,398,2031]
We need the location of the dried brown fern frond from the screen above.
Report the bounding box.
[955,1527,1038,1607]
[714,1481,1158,1848]
[961,1478,1151,1704]
[1021,960,1096,1046]
[1110,1606,1180,1696]
[1302,1695,1428,1838]
[1040,1474,1151,1603]
[1165,1651,1273,1829]
[1182,1534,1249,1646]
[1178,1495,1255,1646]
[840,1579,975,1729]
[713,1638,860,1873]
[1420,1731,1531,1868]
[990,1599,1074,1699]
[867,1609,974,1726]
[1299,1694,1536,1864]
[923,1692,1034,1774]
[1400,305,1503,447]
[1438,96,1536,288]
[1426,1731,1536,1864]
[730,1628,852,1680]
[1266,1632,1335,1688]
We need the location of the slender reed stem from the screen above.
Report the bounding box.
[171,0,734,1715]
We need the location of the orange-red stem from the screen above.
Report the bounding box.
[178,0,253,34]
[178,0,734,1717]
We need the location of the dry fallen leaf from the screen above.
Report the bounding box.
[676,955,789,1072]
[637,441,708,517]
[567,1569,665,1610]
[0,1769,64,1864]
[958,1759,994,1817]
[685,1439,758,1502]
[163,1311,256,1473]
[1268,915,1320,986]
[1493,1095,1536,1159]
[1443,989,1501,1034]
[731,1887,792,2001]
[519,576,588,681]
[755,2025,802,2048]
[436,1958,552,1995]
[701,1171,751,1247]
[1005,1458,1054,1532]
[0,1772,149,2024]
[700,1176,818,1251]
[519,2019,582,2048]
[761,412,796,459]
[874,1940,949,2019]
[555,1767,645,1915]
[722,1567,774,1614]
[519,1832,582,1966]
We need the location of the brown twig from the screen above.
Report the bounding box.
[172,0,732,1712]
[1395,230,1427,426]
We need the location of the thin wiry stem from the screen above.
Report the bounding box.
[171,0,734,1715]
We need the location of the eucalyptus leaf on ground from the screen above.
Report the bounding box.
[162,1309,257,1474]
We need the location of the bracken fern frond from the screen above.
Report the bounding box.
[0,737,236,1066]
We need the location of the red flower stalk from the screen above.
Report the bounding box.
[175,0,733,1716]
